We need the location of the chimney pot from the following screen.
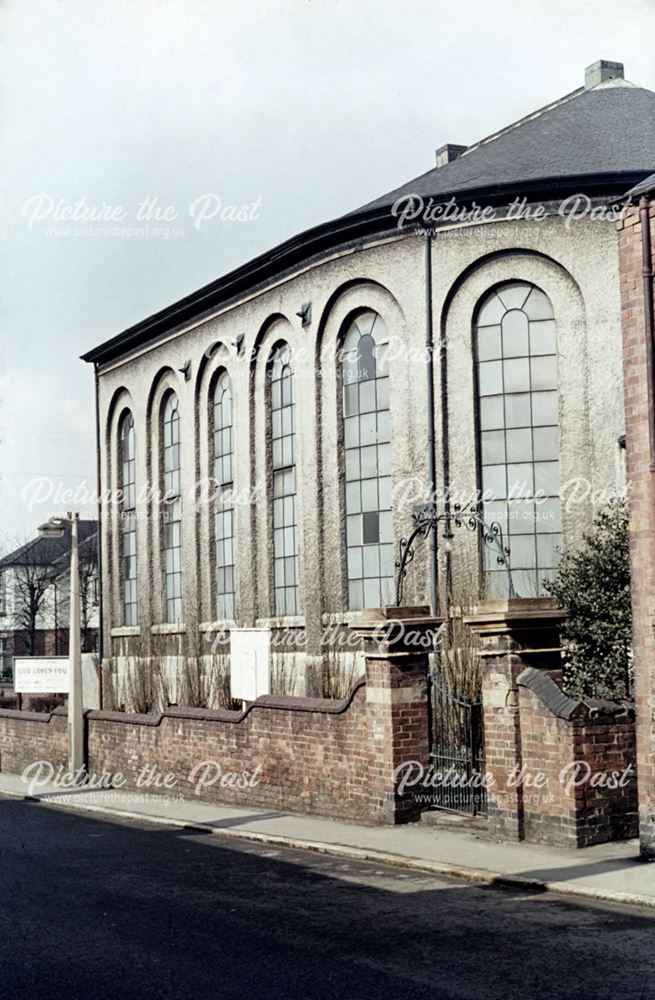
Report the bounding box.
[585,59,624,89]
[435,143,467,168]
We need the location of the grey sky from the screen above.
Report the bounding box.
[2,0,654,548]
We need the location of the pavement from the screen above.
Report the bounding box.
[1,770,653,910]
[2,793,655,1000]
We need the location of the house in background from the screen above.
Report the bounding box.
[0,520,99,685]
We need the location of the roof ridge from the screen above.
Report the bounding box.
[0,536,42,566]
[462,85,585,156]
[461,78,650,158]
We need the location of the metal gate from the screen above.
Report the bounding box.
[428,674,487,816]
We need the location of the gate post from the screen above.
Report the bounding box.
[352,606,442,824]
[464,598,565,841]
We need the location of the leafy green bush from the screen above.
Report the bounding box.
[544,498,632,700]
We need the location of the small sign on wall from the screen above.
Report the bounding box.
[14,657,69,694]
[229,629,271,702]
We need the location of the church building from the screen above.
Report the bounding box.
[82,60,655,697]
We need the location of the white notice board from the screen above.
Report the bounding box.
[14,657,69,694]
[229,629,271,701]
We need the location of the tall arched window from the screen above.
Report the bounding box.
[475,281,560,597]
[342,311,393,610]
[162,393,182,622]
[212,371,235,619]
[119,411,137,625]
[270,344,299,615]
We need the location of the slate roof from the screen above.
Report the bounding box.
[0,521,98,570]
[82,76,655,367]
[357,82,655,210]
[628,170,655,197]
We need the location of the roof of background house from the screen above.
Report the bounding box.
[82,63,655,368]
[0,521,98,571]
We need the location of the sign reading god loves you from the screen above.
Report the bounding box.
[14,657,69,694]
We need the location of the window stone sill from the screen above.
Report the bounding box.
[110,626,141,637]
[255,616,306,629]
[321,612,361,627]
[151,623,187,635]
[199,620,236,632]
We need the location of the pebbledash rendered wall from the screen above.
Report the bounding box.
[98,213,627,695]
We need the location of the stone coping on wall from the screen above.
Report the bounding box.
[0,705,68,722]
[517,667,635,721]
[0,707,67,724]
[464,597,567,633]
[0,682,367,729]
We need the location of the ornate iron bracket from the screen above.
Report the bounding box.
[395,502,516,606]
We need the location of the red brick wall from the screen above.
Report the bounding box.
[618,199,655,858]
[86,688,373,821]
[0,631,435,825]
[481,646,525,841]
[0,688,375,819]
[518,683,638,847]
[475,612,638,848]
[363,656,430,823]
[0,707,68,775]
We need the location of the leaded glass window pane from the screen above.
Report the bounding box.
[271,344,299,615]
[162,394,182,622]
[342,311,394,611]
[477,326,502,362]
[213,371,235,619]
[476,283,561,596]
[120,412,138,626]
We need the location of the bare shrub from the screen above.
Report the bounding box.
[271,650,297,697]
[122,630,172,714]
[209,653,239,709]
[438,561,483,701]
[179,617,208,708]
[179,619,241,710]
[320,644,359,700]
[103,658,121,710]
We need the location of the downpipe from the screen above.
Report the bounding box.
[639,198,655,471]
[424,233,438,615]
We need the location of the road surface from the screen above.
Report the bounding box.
[0,795,653,999]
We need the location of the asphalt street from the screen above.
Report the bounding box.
[0,795,653,1000]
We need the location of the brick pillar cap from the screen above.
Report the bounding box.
[352,606,443,655]
[464,597,566,631]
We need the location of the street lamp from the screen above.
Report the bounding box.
[38,512,83,776]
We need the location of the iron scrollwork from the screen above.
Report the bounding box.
[395,501,516,606]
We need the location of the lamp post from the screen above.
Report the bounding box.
[38,512,83,775]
